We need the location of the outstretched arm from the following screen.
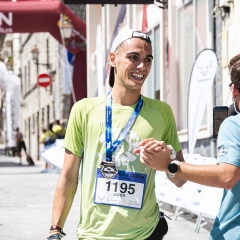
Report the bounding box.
[135,139,186,187]
[135,139,240,189]
[176,161,240,189]
[48,149,81,237]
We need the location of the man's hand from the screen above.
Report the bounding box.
[135,139,172,172]
[135,138,160,153]
[135,139,187,187]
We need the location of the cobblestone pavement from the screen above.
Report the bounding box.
[0,156,212,240]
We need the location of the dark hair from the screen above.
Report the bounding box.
[228,54,240,92]
[55,119,60,125]
[48,123,53,131]
[228,103,237,116]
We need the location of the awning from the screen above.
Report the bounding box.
[0,0,87,101]
[0,0,86,54]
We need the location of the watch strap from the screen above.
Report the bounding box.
[167,145,176,160]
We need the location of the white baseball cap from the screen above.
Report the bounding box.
[109,29,151,88]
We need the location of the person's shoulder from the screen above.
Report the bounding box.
[222,114,240,127]
[72,95,106,112]
[220,114,240,139]
[142,96,172,111]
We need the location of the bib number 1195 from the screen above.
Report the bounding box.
[106,181,135,195]
[94,169,147,209]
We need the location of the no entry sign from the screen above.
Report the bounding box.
[38,73,52,88]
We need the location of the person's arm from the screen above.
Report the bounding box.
[49,149,81,237]
[177,162,240,189]
[136,139,240,190]
[167,150,186,187]
[135,139,186,187]
[16,133,19,145]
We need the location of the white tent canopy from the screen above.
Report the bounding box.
[0,61,21,147]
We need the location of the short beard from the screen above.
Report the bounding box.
[233,98,240,114]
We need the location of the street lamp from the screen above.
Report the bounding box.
[57,14,86,52]
[31,45,52,160]
[31,46,51,70]
[31,46,39,61]
[57,15,73,39]
[31,46,41,160]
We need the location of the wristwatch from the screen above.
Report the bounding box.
[167,145,176,160]
[168,160,180,178]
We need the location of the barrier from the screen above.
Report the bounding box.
[155,154,223,233]
[40,139,65,170]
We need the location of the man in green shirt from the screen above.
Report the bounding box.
[47,29,186,240]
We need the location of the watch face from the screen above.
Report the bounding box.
[168,163,179,173]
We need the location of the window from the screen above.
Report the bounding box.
[142,23,160,99]
[47,105,50,127]
[46,38,49,64]
[52,101,55,120]
[37,111,40,160]
[28,61,30,92]
[24,66,27,94]
[32,114,35,134]
[28,117,31,154]
[42,107,45,127]
[177,0,209,130]
[24,119,27,137]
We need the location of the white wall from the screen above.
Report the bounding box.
[222,1,240,106]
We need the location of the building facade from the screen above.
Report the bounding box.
[86,0,236,157]
[0,32,71,160]
[0,0,238,159]
[0,3,86,160]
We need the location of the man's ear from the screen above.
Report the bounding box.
[109,52,116,67]
[232,84,239,97]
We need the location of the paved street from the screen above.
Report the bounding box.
[0,155,212,240]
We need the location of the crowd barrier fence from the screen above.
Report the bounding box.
[155,154,223,233]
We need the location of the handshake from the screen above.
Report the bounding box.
[134,138,176,172]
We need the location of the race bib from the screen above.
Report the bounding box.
[94,169,147,209]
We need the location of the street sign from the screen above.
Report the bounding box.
[37,73,52,88]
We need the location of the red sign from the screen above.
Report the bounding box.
[37,73,52,88]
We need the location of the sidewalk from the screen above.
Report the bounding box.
[0,155,212,240]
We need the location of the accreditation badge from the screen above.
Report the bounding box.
[94,169,147,209]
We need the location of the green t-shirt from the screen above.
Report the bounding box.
[63,94,181,240]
